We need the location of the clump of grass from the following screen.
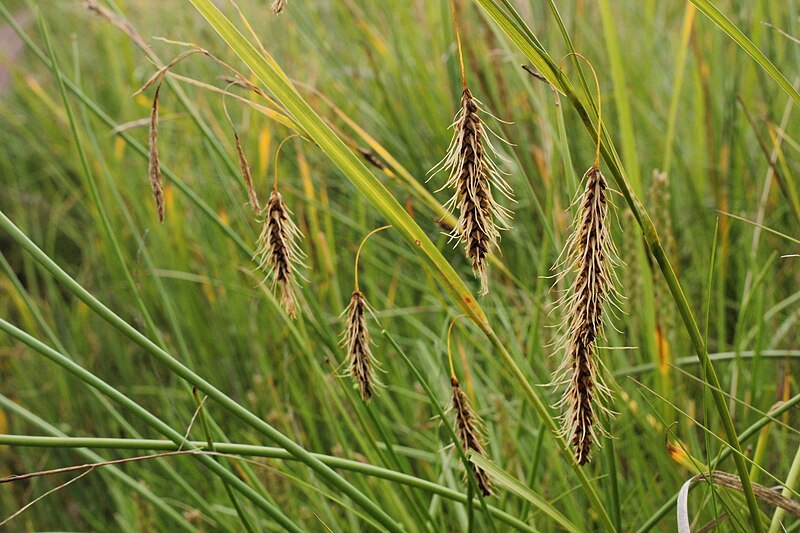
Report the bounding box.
[445,317,492,495]
[254,135,306,319]
[551,57,620,465]
[340,226,391,402]
[430,0,513,295]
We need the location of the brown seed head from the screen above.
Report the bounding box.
[271,0,287,14]
[450,377,492,496]
[341,290,380,402]
[254,190,305,318]
[552,166,620,465]
[235,132,260,214]
[432,88,513,295]
[148,83,165,223]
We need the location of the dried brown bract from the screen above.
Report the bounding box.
[271,0,287,14]
[341,290,380,402]
[234,132,260,214]
[148,82,165,223]
[552,166,621,465]
[255,190,305,318]
[450,377,492,496]
[432,88,513,295]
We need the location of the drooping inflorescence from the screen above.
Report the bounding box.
[449,376,493,495]
[551,165,621,465]
[271,0,287,14]
[433,89,514,295]
[341,290,380,402]
[431,0,513,295]
[254,189,305,319]
[339,226,391,402]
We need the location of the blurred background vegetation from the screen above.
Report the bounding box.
[0,0,798,530]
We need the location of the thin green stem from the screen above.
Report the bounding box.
[0,208,399,532]
[471,2,762,529]
[0,434,533,532]
[0,317,299,531]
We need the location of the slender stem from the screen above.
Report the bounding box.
[448,0,467,89]
[768,444,800,532]
[353,225,392,291]
[447,315,467,379]
[559,52,603,167]
[192,390,256,533]
[0,434,533,532]
[637,391,800,531]
[273,133,301,190]
[0,317,299,531]
[0,209,401,532]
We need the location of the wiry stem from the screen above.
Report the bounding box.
[553,166,620,465]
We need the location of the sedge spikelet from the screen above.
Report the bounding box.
[254,190,305,318]
[148,82,165,223]
[552,166,621,465]
[449,377,492,495]
[271,0,287,14]
[341,290,380,402]
[432,88,513,295]
[235,132,260,214]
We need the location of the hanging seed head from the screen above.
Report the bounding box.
[254,190,305,319]
[449,377,492,496]
[432,88,514,295]
[148,83,165,223]
[271,0,287,14]
[235,132,260,214]
[551,166,621,465]
[341,290,380,402]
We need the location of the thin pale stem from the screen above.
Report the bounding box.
[449,0,467,89]
[273,133,301,190]
[353,225,392,291]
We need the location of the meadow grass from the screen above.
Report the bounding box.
[0,0,799,530]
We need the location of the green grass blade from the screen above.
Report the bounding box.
[0,208,401,532]
[688,0,800,108]
[469,453,580,533]
[0,317,301,531]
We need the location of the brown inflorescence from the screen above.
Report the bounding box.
[552,166,620,465]
[450,377,492,496]
[255,190,305,319]
[432,88,513,295]
[342,290,379,402]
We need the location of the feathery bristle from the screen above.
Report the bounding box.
[552,166,620,465]
[271,0,287,14]
[341,290,380,402]
[432,88,513,295]
[450,377,492,496]
[148,82,165,223]
[254,190,305,318]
